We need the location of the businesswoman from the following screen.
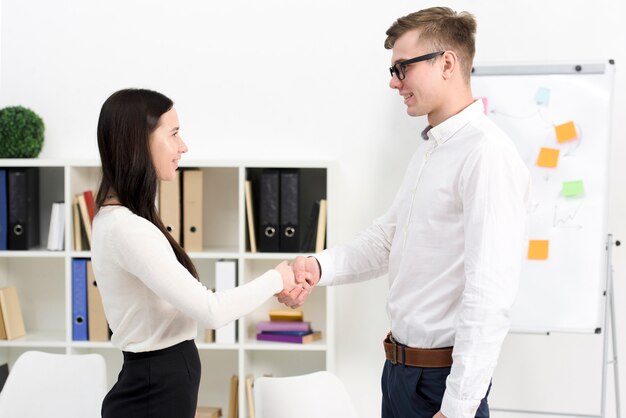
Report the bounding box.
[91,88,297,418]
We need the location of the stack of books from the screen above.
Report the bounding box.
[255,309,322,344]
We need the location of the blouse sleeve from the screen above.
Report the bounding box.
[108,214,283,329]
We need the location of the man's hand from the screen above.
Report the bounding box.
[293,255,321,286]
[433,411,447,418]
[276,256,321,308]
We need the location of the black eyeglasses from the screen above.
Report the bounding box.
[389,51,445,80]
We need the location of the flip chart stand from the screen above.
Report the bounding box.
[493,234,620,418]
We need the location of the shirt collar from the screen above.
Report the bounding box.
[421,100,484,146]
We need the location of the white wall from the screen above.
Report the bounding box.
[2,1,626,417]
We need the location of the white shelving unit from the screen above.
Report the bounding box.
[0,158,336,417]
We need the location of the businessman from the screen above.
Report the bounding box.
[279,7,530,418]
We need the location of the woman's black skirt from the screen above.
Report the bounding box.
[102,339,201,418]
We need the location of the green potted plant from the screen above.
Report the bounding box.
[0,106,45,158]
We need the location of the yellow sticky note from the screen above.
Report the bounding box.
[555,121,578,144]
[528,240,549,260]
[537,147,560,168]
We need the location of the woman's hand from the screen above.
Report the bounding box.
[274,261,296,292]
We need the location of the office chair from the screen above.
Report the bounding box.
[0,350,107,418]
[254,371,358,418]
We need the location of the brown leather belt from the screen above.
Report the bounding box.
[383,333,453,368]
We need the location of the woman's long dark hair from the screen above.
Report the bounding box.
[95,88,198,279]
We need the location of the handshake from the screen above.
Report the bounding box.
[273,256,320,308]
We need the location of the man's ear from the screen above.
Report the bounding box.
[441,50,459,80]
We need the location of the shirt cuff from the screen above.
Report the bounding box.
[440,391,481,418]
[314,250,335,286]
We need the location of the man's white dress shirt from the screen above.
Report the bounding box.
[316,100,530,417]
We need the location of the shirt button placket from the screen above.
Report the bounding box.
[403,145,435,248]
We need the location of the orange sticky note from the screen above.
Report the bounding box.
[537,147,560,168]
[528,240,549,260]
[555,121,577,143]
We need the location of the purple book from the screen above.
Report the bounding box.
[256,331,322,344]
[255,321,311,332]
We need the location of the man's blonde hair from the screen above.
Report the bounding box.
[384,7,477,83]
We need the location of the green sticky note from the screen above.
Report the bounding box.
[562,180,584,197]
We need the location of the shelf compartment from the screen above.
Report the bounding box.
[0,257,66,338]
[197,350,238,415]
[244,167,327,254]
[0,165,64,252]
[191,167,239,253]
[240,259,327,346]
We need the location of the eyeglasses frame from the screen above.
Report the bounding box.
[389,51,446,80]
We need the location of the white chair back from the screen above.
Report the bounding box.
[254,371,358,418]
[0,351,107,418]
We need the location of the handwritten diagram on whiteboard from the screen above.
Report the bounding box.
[471,62,614,333]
